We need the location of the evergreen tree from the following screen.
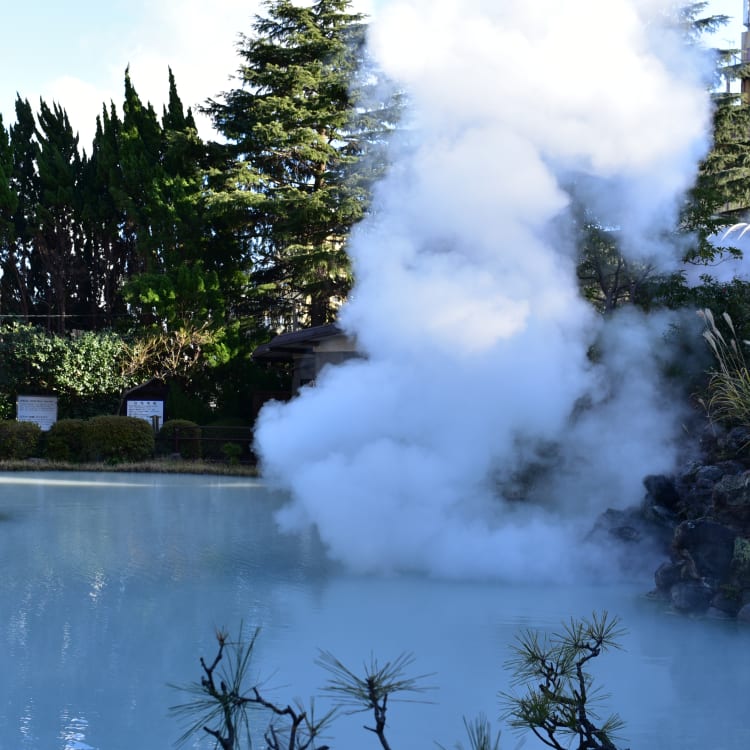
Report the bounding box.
[34,99,85,332]
[118,67,165,278]
[6,97,41,323]
[680,3,750,260]
[575,5,749,312]
[204,0,399,328]
[0,115,19,318]
[80,102,132,328]
[118,68,228,331]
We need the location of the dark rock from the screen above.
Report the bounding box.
[730,537,750,588]
[713,472,750,524]
[716,460,746,477]
[642,503,677,527]
[710,590,741,617]
[693,465,725,486]
[590,507,672,549]
[587,507,673,577]
[643,474,680,510]
[706,606,734,619]
[654,561,682,592]
[646,417,750,618]
[670,580,713,613]
[609,525,640,542]
[736,603,750,623]
[672,519,736,580]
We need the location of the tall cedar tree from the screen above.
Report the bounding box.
[0,115,19,318]
[204,0,399,328]
[4,98,40,322]
[82,102,132,327]
[118,69,228,329]
[35,100,86,333]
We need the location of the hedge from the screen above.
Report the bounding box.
[45,419,87,462]
[82,415,155,463]
[0,420,42,459]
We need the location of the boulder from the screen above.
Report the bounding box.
[654,561,682,592]
[643,474,680,510]
[736,603,750,624]
[731,537,750,588]
[709,590,741,617]
[723,426,750,458]
[713,472,750,527]
[670,580,713,613]
[672,519,736,580]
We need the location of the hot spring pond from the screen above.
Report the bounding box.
[1,472,749,750]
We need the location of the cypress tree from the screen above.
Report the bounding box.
[0,115,19,318]
[7,97,41,323]
[35,99,85,332]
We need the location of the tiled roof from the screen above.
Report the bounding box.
[253,323,345,360]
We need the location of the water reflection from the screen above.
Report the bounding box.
[0,472,748,749]
[60,715,94,750]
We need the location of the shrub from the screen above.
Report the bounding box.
[221,442,241,465]
[157,419,202,459]
[82,415,155,463]
[200,418,252,461]
[45,419,87,462]
[0,420,42,459]
[0,323,133,420]
[698,308,750,426]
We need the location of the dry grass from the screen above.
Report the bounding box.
[0,457,259,477]
[698,308,750,426]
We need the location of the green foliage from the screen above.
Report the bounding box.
[0,420,42,459]
[222,442,242,465]
[318,649,433,750]
[698,308,750,427]
[171,627,259,750]
[500,611,626,750]
[122,262,225,330]
[163,380,214,425]
[44,418,87,462]
[204,0,400,327]
[82,415,155,463]
[171,626,335,750]
[158,419,202,459]
[199,422,253,461]
[437,715,501,750]
[0,323,133,419]
[174,614,628,750]
[191,322,291,423]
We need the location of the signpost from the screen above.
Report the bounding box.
[126,399,164,430]
[16,396,58,431]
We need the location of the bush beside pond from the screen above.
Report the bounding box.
[0,420,42,459]
[82,415,155,463]
[45,418,87,462]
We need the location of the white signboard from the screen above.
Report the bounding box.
[126,399,164,428]
[17,395,58,431]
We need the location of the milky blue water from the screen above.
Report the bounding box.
[0,472,748,750]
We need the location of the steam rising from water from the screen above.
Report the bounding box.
[255,0,712,581]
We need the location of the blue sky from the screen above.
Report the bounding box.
[0,0,743,152]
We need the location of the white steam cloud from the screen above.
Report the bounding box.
[254,0,713,581]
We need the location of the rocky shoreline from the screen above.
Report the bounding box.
[592,422,750,620]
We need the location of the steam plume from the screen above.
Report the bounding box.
[254,0,712,580]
